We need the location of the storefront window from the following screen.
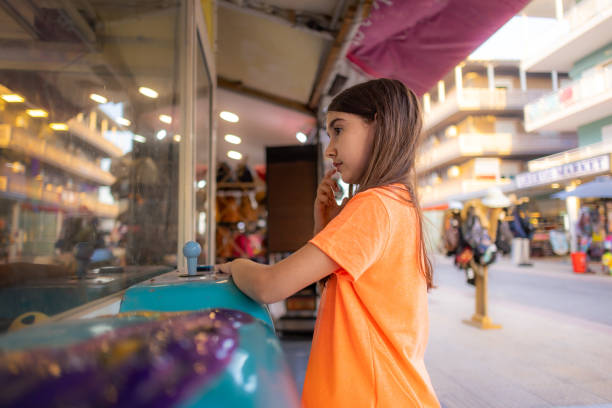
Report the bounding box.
[0,1,198,332]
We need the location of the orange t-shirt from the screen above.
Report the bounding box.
[303,186,440,408]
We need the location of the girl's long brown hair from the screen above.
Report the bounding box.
[327,78,434,290]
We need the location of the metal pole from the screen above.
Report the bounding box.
[177,0,197,272]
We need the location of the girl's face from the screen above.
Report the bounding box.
[325,111,375,184]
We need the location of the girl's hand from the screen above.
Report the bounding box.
[314,169,348,235]
[216,261,232,275]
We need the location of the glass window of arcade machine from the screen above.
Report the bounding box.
[0,0,213,333]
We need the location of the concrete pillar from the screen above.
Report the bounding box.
[423,93,431,113]
[438,80,446,103]
[520,67,527,91]
[455,65,463,100]
[552,70,559,91]
[555,0,564,20]
[566,195,580,253]
[487,63,495,91]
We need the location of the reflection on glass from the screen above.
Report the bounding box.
[0,1,188,332]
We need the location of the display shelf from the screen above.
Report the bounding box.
[0,125,116,185]
[66,118,123,158]
[217,181,257,190]
[0,186,119,218]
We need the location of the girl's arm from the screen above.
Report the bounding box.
[217,243,338,304]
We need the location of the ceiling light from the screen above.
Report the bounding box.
[197,180,206,189]
[296,132,308,143]
[49,123,68,131]
[159,114,172,124]
[89,93,107,104]
[227,150,242,160]
[156,129,167,140]
[116,117,131,126]
[26,109,48,117]
[447,165,460,178]
[133,134,146,143]
[139,87,159,98]
[551,183,560,189]
[1,94,25,103]
[173,134,181,142]
[224,134,241,145]
[220,111,239,123]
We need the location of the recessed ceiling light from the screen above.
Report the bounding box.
[197,180,206,189]
[296,132,307,143]
[220,111,239,123]
[133,134,146,143]
[1,94,24,103]
[224,134,241,145]
[156,129,167,140]
[173,134,181,142]
[116,117,131,126]
[227,150,242,160]
[159,114,172,124]
[89,93,107,104]
[49,123,68,131]
[139,87,159,98]
[26,109,48,117]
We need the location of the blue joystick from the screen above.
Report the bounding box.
[182,241,201,276]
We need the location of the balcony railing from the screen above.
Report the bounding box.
[0,125,116,185]
[424,88,547,132]
[527,139,612,172]
[566,0,611,31]
[524,64,612,131]
[419,178,513,206]
[416,131,576,174]
[522,0,612,71]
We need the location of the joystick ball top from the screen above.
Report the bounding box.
[183,241,202,258]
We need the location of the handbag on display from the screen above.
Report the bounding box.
[236,163,254,183]
[455,246,473,268]
[218,196,241,223]
[239,193,258,222]
[216,162,234,183]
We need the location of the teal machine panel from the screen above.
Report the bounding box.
[0,243,300,407]
[119,270,274,328]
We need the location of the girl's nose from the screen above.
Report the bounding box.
[324,142,335,159]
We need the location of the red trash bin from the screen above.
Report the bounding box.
[571,252,587,273]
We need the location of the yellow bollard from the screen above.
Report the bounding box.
[462,262,502,330]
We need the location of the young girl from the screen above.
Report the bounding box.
[217,79,440,407]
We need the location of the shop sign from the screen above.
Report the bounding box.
[516,154,610,188]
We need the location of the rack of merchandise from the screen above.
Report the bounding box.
[215,177,267,264]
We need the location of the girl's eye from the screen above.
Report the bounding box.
[334,127,342,135]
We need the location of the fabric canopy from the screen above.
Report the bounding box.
[552,176,612,199]
[346,0,532,96]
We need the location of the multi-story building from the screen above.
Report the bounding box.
[417,59,576,212]
[513,0,612,252]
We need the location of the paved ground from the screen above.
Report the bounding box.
[281,255,612,407]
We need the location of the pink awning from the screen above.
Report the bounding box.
[346,0,531,95]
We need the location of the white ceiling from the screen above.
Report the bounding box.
[216,5,331,104]
[520,0,576,17]
[213,88,317,167]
